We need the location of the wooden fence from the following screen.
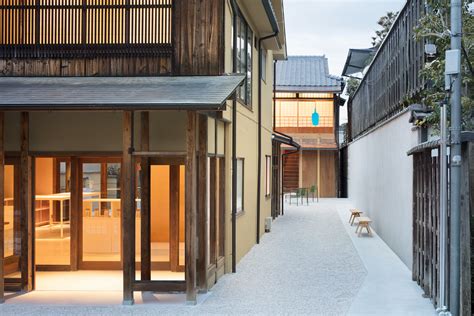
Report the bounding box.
[349,0,425,139]
[410,135,474,315]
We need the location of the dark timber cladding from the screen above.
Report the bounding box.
[173,0,225,75]
[349,0,424,139]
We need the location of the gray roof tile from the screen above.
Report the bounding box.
[276,56,343,92]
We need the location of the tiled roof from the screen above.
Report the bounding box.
[276,56,343,93]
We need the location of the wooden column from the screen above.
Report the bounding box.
[0,112,4,303]
[209,157,217,268]
[185,111,197,304]
[197,114,208,291]
[70,157,80,271]
[169,165,180,272]
[20,112,33,292]
[140,112,151,281]
[122,111,135,305]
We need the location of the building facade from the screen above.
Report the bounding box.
[274,56,343,198]
[0,0,287,305]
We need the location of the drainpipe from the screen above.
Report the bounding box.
[230,0,238,273]
[256,0,280,244]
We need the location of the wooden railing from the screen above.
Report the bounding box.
[349,0,425,139]
[0,0,173,58]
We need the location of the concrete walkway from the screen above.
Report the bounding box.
[1,199,435,315]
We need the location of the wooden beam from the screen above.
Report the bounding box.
[197,114,208,292]
[169,165,180,272]
[140,112,151,281]
[132,280,186,292]
[0,112,4,303]
[133,151,187,157]
[185,111,197,304]
[20,112,34,292]
[122,111,136,305]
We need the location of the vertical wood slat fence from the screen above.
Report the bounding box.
[0,0,173,58]
[412,148,441,307]
[349,0,425,140]
[412,139,474,315]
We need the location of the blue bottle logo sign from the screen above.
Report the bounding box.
[312,110,320,126]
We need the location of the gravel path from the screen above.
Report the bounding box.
[1,201,367,315]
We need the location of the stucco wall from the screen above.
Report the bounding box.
[347,110,418,268]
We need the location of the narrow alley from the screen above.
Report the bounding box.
[2,200,434,315]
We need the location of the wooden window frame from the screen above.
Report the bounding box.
[236,158,244,214]
[233,10,253,110]
[265,155,271,198]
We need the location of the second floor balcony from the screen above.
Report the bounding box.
[0,0,173,58]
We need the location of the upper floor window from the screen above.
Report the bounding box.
[0,0,173,58]
[234,12,253,108]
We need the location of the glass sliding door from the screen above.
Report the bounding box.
[35,158,71,267]
[4,161,20,278]
[81,160,122,264]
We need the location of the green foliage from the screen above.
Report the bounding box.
[413,0,474,131]
[346,77,361,98]
[372,11,400,47]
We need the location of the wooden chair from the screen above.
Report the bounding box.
[355,217,372,236]
[349,209,363,225]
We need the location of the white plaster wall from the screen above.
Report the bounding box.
[348,110,419,269]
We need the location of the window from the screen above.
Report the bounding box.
[261,50,267,82]
[265,156,271,197]
[234,13,253,108]
[237,158,244,212]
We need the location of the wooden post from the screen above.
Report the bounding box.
[185,111,197,304]
[197,114,208,291]
[209,157,217,270]
[20,112,33,292]
[317,150,321,199]
[122,111,135,305]
[70,157,80,271]
[140,112,151,281]
[0,112,4,303]
[169,165,180,272]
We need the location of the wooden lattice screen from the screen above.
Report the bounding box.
[0,0,173,57]
[412,148,441,307]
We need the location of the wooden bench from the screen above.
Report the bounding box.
[355,217,373,236]
[349,209,363,225]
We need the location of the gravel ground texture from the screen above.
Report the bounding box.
[1,201,367,316]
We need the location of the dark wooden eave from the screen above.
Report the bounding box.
[0,75,245,111]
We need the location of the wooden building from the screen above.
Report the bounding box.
[274,56,343,197]
[0,0,287,305]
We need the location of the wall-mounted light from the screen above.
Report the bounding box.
[425,44,437,58]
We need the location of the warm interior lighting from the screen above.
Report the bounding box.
[275,100,334,128]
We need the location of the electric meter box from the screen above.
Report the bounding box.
[445,49,461,75]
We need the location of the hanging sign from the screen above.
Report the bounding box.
[312,109,320,126]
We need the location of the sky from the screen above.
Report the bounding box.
[283,0,407,76]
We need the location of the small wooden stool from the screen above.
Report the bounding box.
[349,209,363,225]
[355,217,372,236]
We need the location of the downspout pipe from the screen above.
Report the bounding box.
[230,0,238,273]
[256,0,280,245]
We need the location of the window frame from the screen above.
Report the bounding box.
[233,10,253,110]
[236,158,245,213]
[265,155,271,197]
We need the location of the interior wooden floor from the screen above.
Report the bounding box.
[35,224,185,265]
